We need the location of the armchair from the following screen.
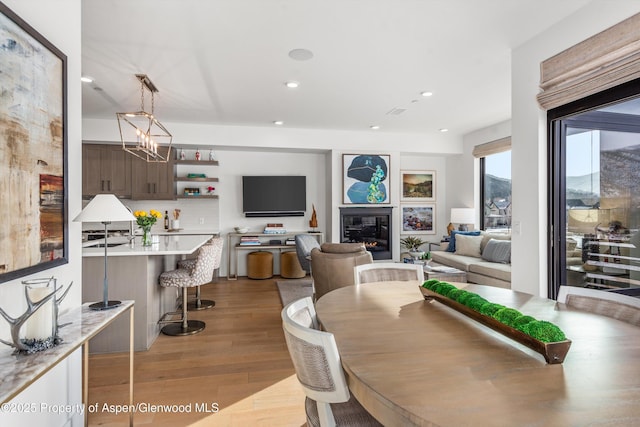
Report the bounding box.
[310,243,373,300]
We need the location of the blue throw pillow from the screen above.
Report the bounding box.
[446,230,482,252]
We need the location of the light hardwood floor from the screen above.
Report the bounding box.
[88,276,307,426]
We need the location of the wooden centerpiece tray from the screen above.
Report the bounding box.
[419,286,571,364]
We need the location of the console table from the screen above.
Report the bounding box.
[0,301,134,427]
[227,232,323,279]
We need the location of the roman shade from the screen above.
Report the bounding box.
[472,136,511,158]
[537,13,640,110]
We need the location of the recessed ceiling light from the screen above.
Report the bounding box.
[285,81,299,88]
[273,120,284,126]
[81,76,94,83]
[370,125,380,130]
[439,128,449,132]
[288,48,314,61]
[421,91,433,97]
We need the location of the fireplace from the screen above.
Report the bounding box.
[340,207,392,260]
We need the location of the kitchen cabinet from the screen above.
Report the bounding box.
[82,144,132,197]
[131,155,175,200]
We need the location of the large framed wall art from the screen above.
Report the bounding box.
[0,2,68,284]
[401,204,436,234]
[401,170,435,202]
[343,154,390,204]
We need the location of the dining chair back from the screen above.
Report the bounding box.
[354,262,424,285]
[557,285,640,326]
[281,297,381,427]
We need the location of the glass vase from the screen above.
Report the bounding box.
[141,225,152,247]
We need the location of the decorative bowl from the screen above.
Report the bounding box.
[234,226,249,233]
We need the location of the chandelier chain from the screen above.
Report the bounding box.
[140,81,145,111]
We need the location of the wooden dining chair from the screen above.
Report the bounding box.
[281,297,382,427]
[354,262,424,285]
[557,285,640,326]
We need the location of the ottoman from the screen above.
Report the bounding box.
[247,251,273,279]
[280,251,306,279]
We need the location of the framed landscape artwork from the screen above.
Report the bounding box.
[0,3,68,283]
[401,170,435,202]
[343,154,390,204]
[402,204,436,234]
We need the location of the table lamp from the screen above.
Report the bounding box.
[450,208,475,232]
[73,194,135,310]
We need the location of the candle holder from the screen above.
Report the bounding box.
[0,277,73,354]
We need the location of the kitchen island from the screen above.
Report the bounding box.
[82,234,213,352]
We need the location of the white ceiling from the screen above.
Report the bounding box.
[81,0,593,142]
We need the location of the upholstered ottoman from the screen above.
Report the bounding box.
[247,251,273,279]
[280,251,306,279]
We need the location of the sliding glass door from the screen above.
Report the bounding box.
[548,80,640,299]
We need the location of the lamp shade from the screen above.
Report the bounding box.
[450,208,475,225]
[73,194,135,223]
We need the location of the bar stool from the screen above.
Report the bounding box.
[158,243,216,336]
[177,237,223,310]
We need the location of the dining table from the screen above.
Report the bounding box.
[314,281,640,426]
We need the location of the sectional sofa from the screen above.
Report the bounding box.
[430,231,512,289]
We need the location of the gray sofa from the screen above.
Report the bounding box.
[430,232,511,289]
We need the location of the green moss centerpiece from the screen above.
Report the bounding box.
[420,280,571,364]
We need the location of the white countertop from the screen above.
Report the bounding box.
[82,234,213,257]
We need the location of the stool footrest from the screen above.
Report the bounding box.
[158,310,184,324]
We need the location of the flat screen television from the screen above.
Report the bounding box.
[242,176,306,217]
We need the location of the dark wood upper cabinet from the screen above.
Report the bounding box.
[82,144,132,197]
[130,155,175,200]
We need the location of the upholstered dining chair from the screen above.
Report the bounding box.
[281,297,382,427]
[177,237,223,310]
[354,262,424,285]
[557,285,640,326]
[310,243,373,300]
[158,242,217,336]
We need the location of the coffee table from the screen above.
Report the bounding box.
[423,262,467,282]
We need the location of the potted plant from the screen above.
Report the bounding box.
[400,236,428,260]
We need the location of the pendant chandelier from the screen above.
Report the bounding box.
[116,74,172,162]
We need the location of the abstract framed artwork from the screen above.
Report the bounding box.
[401,170,435,202]
[0,3,68,284]
[401,204,436,234]
[343,154,390,204]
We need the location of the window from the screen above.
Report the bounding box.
[548,79,640,299]
[480,151,511,231]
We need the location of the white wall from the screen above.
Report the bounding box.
[0,1,82,426]
[449,120,512,229]
[83,119,463,275]
[510,1,640,297]
[218,149,327,276]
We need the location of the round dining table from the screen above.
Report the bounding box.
[315,281,640,426]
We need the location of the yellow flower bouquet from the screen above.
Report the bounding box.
[133,210,162,246]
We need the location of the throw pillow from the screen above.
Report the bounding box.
[480,232,511,253]
[482,239,511,264]
[446,230,482,252]
[455,234,483,257]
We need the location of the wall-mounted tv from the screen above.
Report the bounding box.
[242,176,306,217]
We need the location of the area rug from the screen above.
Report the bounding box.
[276,278,313,307]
